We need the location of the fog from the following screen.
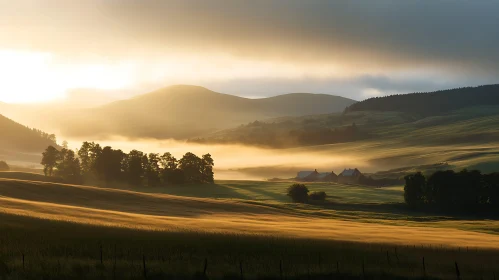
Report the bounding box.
[66,137,369,180]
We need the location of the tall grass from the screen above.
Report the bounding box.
[0,213,497,279]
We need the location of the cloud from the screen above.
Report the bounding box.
[2,1,499,70]
[0,0,498,100]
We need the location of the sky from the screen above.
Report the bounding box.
[0,0,498,103]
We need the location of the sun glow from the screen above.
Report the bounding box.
[0,50,139,103]
[0,48,349,104]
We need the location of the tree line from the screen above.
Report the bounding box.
[344,84,499,116]
[192,121,366,148]
[404,169,499,210]
[41,142,214,186]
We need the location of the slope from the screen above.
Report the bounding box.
[344,84,499,115]
[3,178,499,248]
[0,114,57,153]
[56,85,356,139]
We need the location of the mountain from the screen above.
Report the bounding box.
[0,114,58,153]
[195,85,499,148]
[57,85,357,139]
[344,84,499,115]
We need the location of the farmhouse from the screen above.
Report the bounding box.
[296,170,320,181]
[296,170,338,182]
[338,168,362,183]
[316,171,338,182]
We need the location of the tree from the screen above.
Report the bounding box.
[78,142,102,177]
[54,148,82,183]
[41,145,59,176]
[169,169,185,185]
[178,152,203,183]
[404,172,426,206]
[202,153,215,183]
[287,184,309,203]
[124,150,144,186]
[160,152,177,170]
[0,161,9,171]
[145,153,161,187]
[95,146,124,184]
[485,173,499,206]
[309,191,327,201]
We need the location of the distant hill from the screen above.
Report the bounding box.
[194,103,499,148]
[344,84,499,115]
[0,114,58,153]
[57,85,356,139]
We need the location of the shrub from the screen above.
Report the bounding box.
[287,184,309,203]
[309,191,327,201]
[0,161,9,171]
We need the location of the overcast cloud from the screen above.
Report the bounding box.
[0,0,498,101]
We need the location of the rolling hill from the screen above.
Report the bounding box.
[3,177,499,278]
[195,85,499,149]
[0,114,58,153]
[55,85,356,139]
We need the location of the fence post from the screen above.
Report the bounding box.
[318,253,322,273]
[143,255,147,279]
[455,262,460,280]
[100,244,103,265]
[386,251,390,265]
[395,247,399,264]
[423,257,426,277]
[240,260,243,279]
[203,258,208,276]
[336,261,339,275]
[362,259,365,279]
[22,253,25,270]
[113,244,117,279]
[279,260,283,280]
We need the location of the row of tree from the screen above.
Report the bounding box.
[41,142,214,186]
[193,122,365,148]
[344,84,499,116]
[404,169,499,209]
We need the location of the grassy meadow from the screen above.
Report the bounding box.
[2,174,499,279]
[3,212,499,280]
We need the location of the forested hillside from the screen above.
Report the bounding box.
[0,114,58,152]
[345,84,499,115]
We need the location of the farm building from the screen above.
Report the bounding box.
[338,168,362,183]
[296,170,320,181]
[296,170,338,182]
[316,171,338,182]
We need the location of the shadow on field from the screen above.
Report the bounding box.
[317,200,499,224]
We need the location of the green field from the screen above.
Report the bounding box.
[124,180,405,204]
[2,168,499,279]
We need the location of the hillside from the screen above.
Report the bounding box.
[3,177,499,248]
[194,104,499,150]
[4,177,499,279]
[0,114,58,153]
[344,84,499,115]
[195,84,499,148]
[55,85,356,139]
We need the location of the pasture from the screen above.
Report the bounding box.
[2,175,499,279]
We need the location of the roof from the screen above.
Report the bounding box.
[297,171,317,178]
[340,168,360,177]
[317,172,335,179]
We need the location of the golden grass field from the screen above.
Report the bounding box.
[2,177,499,250]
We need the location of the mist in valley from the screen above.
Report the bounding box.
[63,136,369,181]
